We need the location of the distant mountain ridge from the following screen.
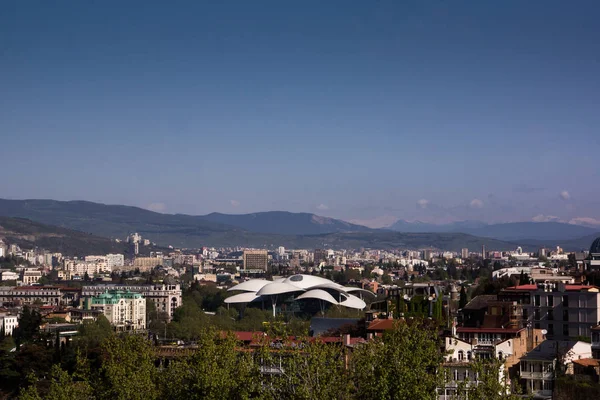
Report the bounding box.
[0,216,131,256]
[388,220,597,241]
[0,199,597,250]
[200,211,375,235]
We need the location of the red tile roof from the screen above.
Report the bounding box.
[504,284,599,292]
[573,358,600,367]
[367,319,395,331]
[456,327,523,334]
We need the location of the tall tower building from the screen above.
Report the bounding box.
[461,248,469,259]
[243,250,268,270]
[482,245,486,259]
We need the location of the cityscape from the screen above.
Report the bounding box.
[2,1,599,399]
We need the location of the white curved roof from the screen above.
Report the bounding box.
[257,282,305,296]
[295,289,339,305]
[338,293,367,309]
[283,274,340,289]
[224,292,262,304]
[343,287,376,297]
[228,279,271,292]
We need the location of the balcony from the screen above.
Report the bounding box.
[520,371,554,380]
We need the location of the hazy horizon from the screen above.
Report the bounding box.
[2,1,599,227]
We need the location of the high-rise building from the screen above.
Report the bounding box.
[482,245,486,259]
[423,249,433,260]
[243,250,268,270]
[461,248,469,259]
[314,249,328,265]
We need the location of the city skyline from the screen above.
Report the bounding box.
[1,1,599,227]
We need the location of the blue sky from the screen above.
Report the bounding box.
[1,1,599,227]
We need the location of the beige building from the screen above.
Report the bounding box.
[90,290,146,331]
[133,257,163,272]
[243,250,268,271]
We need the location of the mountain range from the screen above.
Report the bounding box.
[387,220,598,241]
[0,199,598,252]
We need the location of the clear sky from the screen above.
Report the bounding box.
[1,1,599,227]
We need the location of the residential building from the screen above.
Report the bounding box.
[90,290,146,331]
[243,250,268,271]
[587,237,600,271]
[314,249,328,265]
[0,286,61,306]
[499,283,600,340]
[64,260,110,276]
[461,248,469,259]
[133,256,163,272]
[82,284,181,320]
[519,340,592,398]
[106,254,125,269]
[592,325,600,359]
[1,271,19,281]
[20,269,42,285]
[0,314,18,335]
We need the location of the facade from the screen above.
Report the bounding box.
[243,250,268,271]
[587,237,600,271]
[82,284,181,320]
[499,283,600,340]
[0,314,18,335]
[592,325,600,359]
[0,286,61,306]
[519,340,592,398]
[64,260,110,276]
[133,257,163,272]
[106,254,125,269]
[90,290,146,331]
[314,249,328,265]
[461,248,469,259]
[20,269,42,285]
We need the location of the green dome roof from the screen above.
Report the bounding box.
[591,237,600,254]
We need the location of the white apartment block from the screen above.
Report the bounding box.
[64,260,111,276]
[82,284,181,320]
[0,315,18,336]
[90,291,146,331]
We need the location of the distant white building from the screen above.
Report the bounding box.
[1,271,19,281]
[20,269,42,285]
[0,314,18,336]
[106,254,125,269]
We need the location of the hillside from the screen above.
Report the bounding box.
[200,211,375,235]
[388,220,596,241]
[0,216,131,256]
[0,199,543,250]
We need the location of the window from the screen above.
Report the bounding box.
[548,323,554,335]
[534,309,541,320]
[548,310,554,320]
[498,351,504,360]
[547,296,554,307]
[458,350,464,361]
[534,295,541,306]
[562,295,569,307]
[563,309,569,321]
[563,324,569,337]
[467,351,472,361]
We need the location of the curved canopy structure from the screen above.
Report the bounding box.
[344,287,377,297]
[227,279,271,293]
[296,289,339,305]
[338,294,367,309]
[224,292,262,304]
[227,274,373,315]
[257,282,304,296]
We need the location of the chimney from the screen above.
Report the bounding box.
[343,334,351,346]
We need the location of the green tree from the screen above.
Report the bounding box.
[159,330,259,400]
[97,335,159,400]
[451,359,526,400]
[459,286,468,309]
[260,339,352,400]
[352,319,443,400]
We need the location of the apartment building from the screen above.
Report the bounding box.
[0,313,18,335]
[82,284,181,320]
[243,250,268,271]
[519,340,592,398]
[90,290,146,331]
[499,283,600,340]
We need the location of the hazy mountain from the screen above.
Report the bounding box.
[200,211,375,235]
[519,232,600,253]
[0,216,131,256]
[388,220,487,233]
[0,199,528,250]
[388,220,596,241]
